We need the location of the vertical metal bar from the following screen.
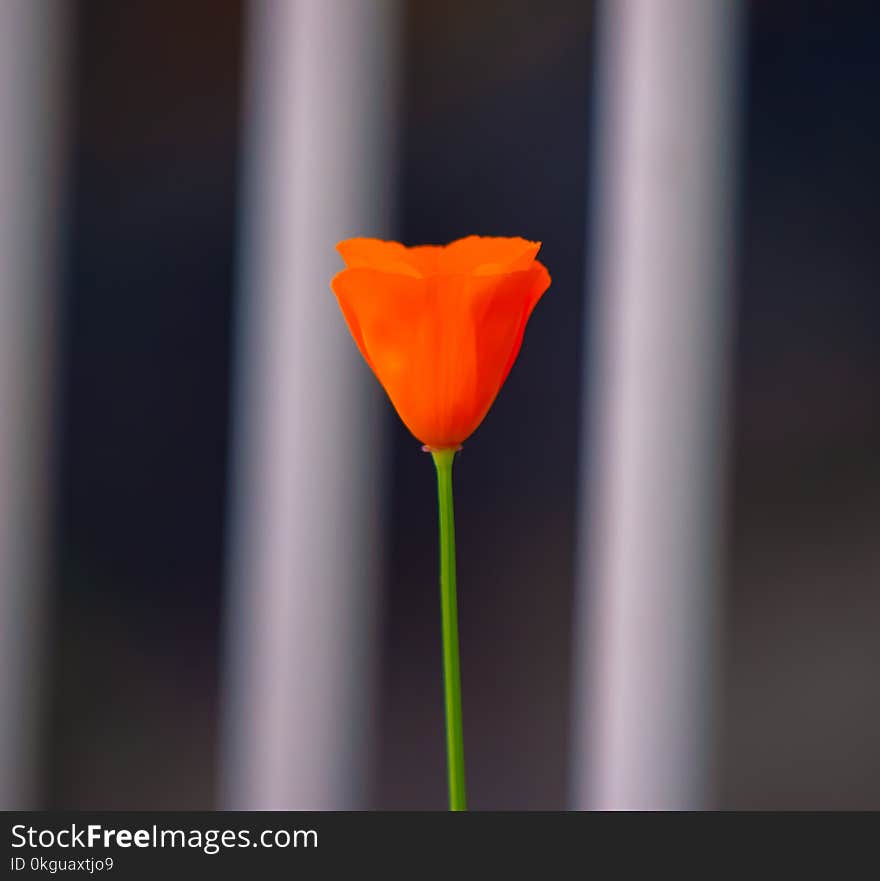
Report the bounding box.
[0,0,69,809]
[220,0,398,809]
[573,0,743,810]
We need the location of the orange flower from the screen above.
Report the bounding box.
[331,236,551,450]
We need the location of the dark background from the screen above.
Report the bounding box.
[44,0,880,808]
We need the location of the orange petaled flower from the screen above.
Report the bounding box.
[331,236,551,450]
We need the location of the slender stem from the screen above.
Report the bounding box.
[431,448,466,811]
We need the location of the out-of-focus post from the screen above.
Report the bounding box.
[0,0,69,809]
[572,0,743,809]
[220,0,398,809]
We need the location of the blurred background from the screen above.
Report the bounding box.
[0,0,878,810]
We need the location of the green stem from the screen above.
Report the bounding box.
[431,447,467,811]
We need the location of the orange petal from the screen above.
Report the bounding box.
[331,270,380,376]
[331,267,439,442]
[496,261,551,388]
[467,262,552,425]
[441,235,541,275]
[336,238,442,277]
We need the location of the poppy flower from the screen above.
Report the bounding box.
[331,235,551,450]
